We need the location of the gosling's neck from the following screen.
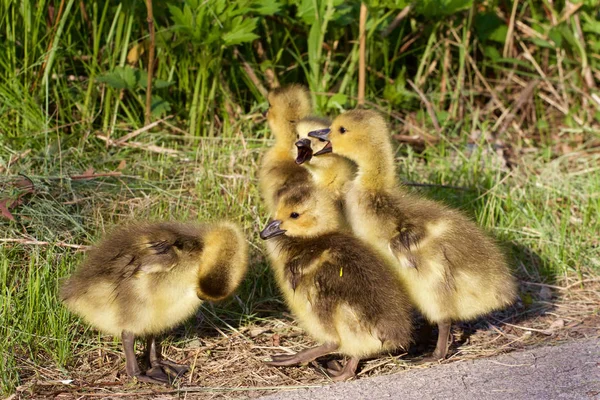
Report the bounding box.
[306,156,356,198]
[353,145,397,192]
[272,123,297,156]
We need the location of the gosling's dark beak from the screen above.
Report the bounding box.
[314,141,332,156]
[308,128,332,156]
[308,128,331,141]
[260,220,286,240]
[295,138,313,165]
[262,109,268,118]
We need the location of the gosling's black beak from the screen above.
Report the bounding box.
[262,109,268,118]
[308,128,331,141]
[260,220,286,240]
[308,128,332,156]
[295,138,313,165]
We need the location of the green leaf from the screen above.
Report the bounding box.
[557,25,579,50]
[307,22,321,81]
[251,0,282,15]
[484,46,501,62]
[151,95,171,116]
[582,19,600,35]
[474,12,506,43]
[370,0,410,8]
[529,37,557,49]
[415,0,473,18]
[222,17,259,46]
[548,28,563,48]
[327,93,348,109]
[97,66,138,90]
[296,0,318,25]
[137,70,175,89]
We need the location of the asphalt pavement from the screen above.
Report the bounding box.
[260,338,600,400]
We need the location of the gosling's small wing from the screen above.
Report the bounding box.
[366,191,426,260]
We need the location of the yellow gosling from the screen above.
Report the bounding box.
[260,185,413,380]
[309,109,517,360]
[61,221,248,384]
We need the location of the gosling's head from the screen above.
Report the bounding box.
[308,109,391,164]
[260,185,340,240]
[265,84,312,142]
[294,116,331,165]
[195,222,248,302]
[122,222,206,274]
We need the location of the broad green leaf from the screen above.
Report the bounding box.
[474,12,505,42]
[415,0,473,18]
[484,46,501,62]
[327,93,348,109]
[138,70,175,89]
[548,28,563,48]
[97,66,138,90]
[222,17,259,46]
[252,0,282,15]
[151,95,171,116]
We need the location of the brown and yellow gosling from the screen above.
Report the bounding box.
[260,185,413,380]
[309,109,517,360]
[61,221,248,384]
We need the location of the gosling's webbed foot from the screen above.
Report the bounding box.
[326,359,343,372]
[153,359,189,378]
[326,357,359,381]
[418,355,444,364]
[135,367,172,385]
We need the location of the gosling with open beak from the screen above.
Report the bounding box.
[295,138,313,165]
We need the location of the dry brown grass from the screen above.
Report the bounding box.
[10,277,599,400]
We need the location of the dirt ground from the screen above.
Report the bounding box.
[10,278,600,400]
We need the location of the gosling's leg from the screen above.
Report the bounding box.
[426,319,452,361]
[327,357,359,381]
[266,342,338,367]
[145,336,189,381]
[121,331,169,385]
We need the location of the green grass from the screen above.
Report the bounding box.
[1,0,600,395]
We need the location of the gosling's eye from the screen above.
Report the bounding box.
[290,212,300,219]
[296,134,299,139]
[339,126,347,134]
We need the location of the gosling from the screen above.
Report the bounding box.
[259,84,313,213]
[309,109,517,360]
[260,186,413,380]
[61,221,248,384]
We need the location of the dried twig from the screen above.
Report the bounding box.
[116,115,173,144]
[0,238,91,250]
[234,48,267,97]
[96,134,181,155]
[381,5,412,38]
[70,171,123,180]
[145,0,156,125]
[493,80,538,135]
[503,0,519,58]
[358,3,368,107]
